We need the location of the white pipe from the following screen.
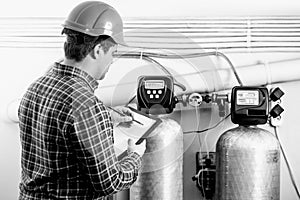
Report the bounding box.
[181,58,300,94]
[97,58,300,106]
[7,98,21,123]
[7,58,300,123]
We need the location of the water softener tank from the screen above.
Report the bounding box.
[215,126,280,200]
[130,118,183,200]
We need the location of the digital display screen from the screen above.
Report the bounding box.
[145,80,165,89]
[236,90,259,106]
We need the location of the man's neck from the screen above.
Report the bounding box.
[62,58,96,79]
[61,58,83,68]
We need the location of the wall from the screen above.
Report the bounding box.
[2,50,300,200]
[1,1,300,199]
[1,0,300,17]
[0,48,62,198]
[170,55,300,200]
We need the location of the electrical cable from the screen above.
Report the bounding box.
[116,50,243,86]
[183,113,231,134]
[200,114,210,157]
[114,52,187,91]
[273,126,300,200]
[183,96,267,135]
[117,52,188,106]
[142,56,186,91]
[195,106,202,146]
[194,106,207,200]
[215,51,243,86]
[117,50,243,134]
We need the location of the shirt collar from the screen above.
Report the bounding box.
[53,62,99,91]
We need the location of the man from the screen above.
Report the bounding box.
[18,1,146,199]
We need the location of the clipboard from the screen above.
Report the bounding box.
[113,107,161,160]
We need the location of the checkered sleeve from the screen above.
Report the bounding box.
[71,101,142,196]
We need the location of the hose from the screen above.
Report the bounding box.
[116,51,243,86]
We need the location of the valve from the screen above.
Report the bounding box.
[212,93,229,117]
[179,93,211,107]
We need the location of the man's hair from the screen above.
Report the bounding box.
[62,28,116,62]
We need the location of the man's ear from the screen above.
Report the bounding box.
[90,44,102,59]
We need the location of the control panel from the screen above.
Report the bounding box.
[137,76,177,114]
[231,86,269,125]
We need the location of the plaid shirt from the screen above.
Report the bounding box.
[18,62,142,200]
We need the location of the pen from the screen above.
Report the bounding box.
[107,106,144,126]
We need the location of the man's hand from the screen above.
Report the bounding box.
[127,139,146,157]
[109,106,133,127]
